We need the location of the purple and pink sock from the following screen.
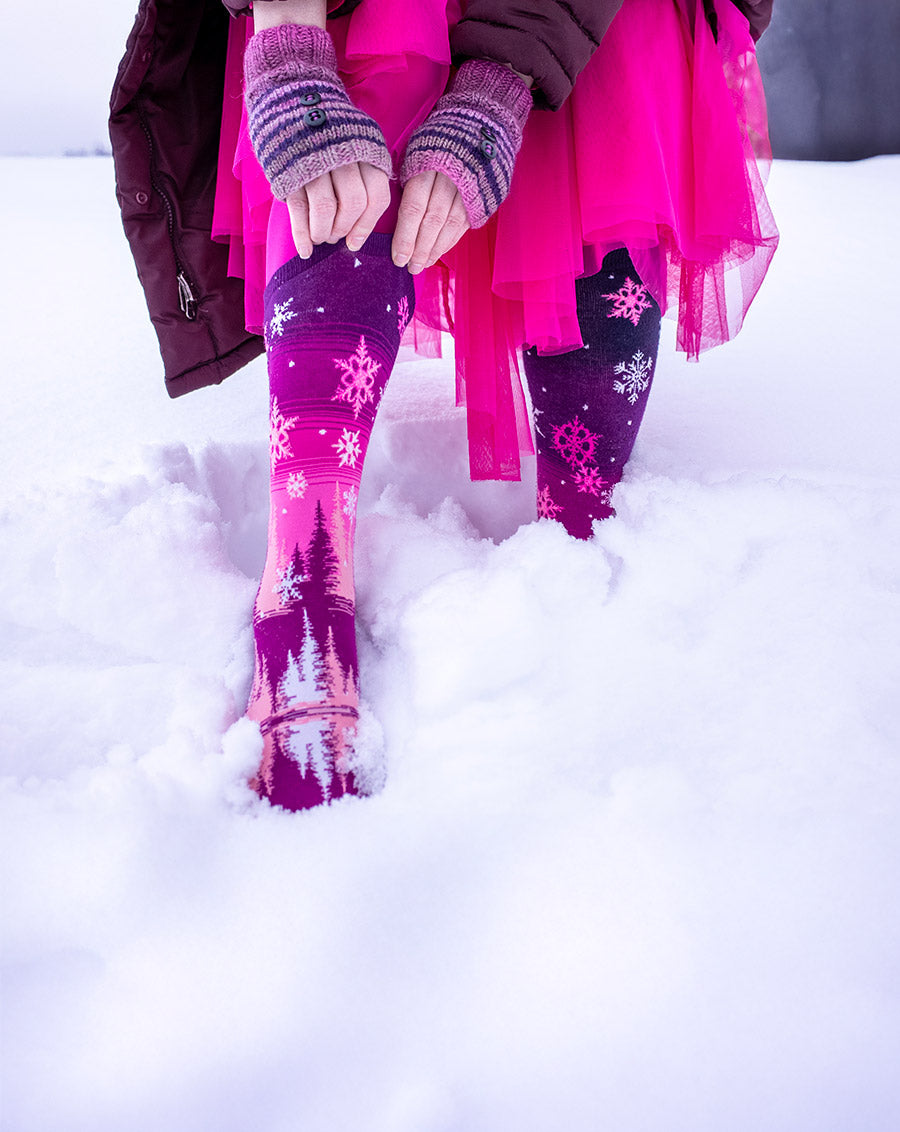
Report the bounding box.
[247,235,414,810]
[523,248,662,539]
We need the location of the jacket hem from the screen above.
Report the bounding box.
[165,335,265,397]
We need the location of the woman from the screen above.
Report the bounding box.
[111,0,778,810]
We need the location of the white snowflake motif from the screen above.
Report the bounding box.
[333,427,361,468]
[268,298,297,341]
[274,559,304,604]
[333,336,381,417]
[613,350,654,405]
[342,484,358,519]
[270,396,299,467]
[602,277,653,326]
[537,484,563,521]
[551,415,600,469]
[574,465,610,496]
[286,470,308,500]
[396,295,410,337]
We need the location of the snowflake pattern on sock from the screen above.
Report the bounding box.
[333,336,381,417]
[273,556,304,604]
[270,396,299,467]
[537,483,563,521]
[551,415,600,469]
[333,428,361,468]
[574,466,611,496]
[342,484,358,519]
[613,351,654,405]
[396,295,410,337]
[602,277,653,326]
[268,298,297,342]
[286,470,308,500]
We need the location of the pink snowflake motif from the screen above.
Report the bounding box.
[270,396,299,467]
[537,484,563,521]
[333,427,361,468]
[333,335,381,417]
[602,277,653,326]
[574,465,610,496]
[551,415,600,469]
[396,295,410,337]
[286,470,308,500]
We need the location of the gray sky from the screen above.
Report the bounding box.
[7,0,896,161]
[2,0,139,154]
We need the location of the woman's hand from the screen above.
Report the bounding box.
[392,171,471,274]
[286,161,391,259]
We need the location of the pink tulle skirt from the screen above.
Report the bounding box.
[212,0,778,480]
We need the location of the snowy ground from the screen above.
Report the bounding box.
[2,156,899,1132]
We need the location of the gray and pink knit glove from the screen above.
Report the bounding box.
[243,24,393,201]
[400,60,532,229]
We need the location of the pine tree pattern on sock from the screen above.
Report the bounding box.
[523,248,662,540]
[248,238,414,810]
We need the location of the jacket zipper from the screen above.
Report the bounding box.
[136,102,198,321]
[176,272,197,320]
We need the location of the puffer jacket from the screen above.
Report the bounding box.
[109,0,358,396]
[452,0,773,109]
[110,0,774,399]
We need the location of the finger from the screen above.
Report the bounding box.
[407,172,460,274]
[286,188,313,260]
[424,193,470,268]
[328,163,368,244]
[392,171,437,267]
[304,172,338,246]
[346,164,391,252]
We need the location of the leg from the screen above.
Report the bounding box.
[522,248,662,539]
[248,235,414,810]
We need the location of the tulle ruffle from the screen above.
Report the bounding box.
[213,0,778,481]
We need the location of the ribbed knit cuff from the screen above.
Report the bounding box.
[450,59,534,124]
[244,23,338,90]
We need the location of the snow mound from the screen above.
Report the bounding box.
[2,156,900,1132]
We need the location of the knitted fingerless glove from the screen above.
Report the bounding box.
[400,60,533,229]
[243,23,393,200]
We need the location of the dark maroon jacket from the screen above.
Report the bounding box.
[110,0,261,396]
[452,0,773,109]
[110,0,774,398]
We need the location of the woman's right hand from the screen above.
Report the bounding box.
[286,161,391,258]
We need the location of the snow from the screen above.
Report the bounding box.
[2,155,900,1132]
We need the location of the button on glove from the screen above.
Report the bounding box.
[400,59,533,229]
[243,23,393,201]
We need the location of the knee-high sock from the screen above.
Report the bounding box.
[522,248,662,539]
[248,236,415,811]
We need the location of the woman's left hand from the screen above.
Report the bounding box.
[287,161,392,259]
[391,171,470,274]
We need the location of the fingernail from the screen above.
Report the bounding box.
[346,236,364,252]
[393,254,409,268]
[408,263,423,275]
